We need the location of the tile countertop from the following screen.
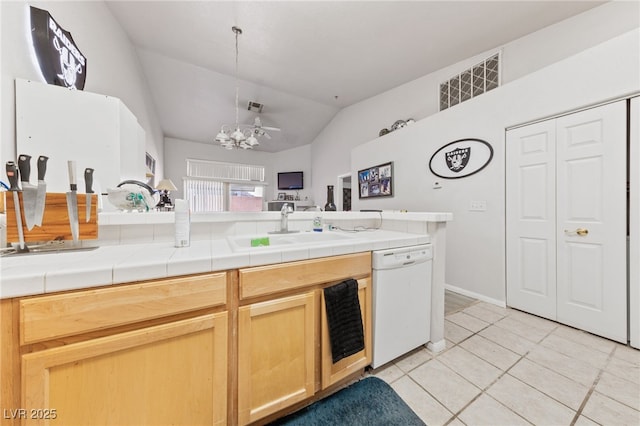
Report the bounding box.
[0,229,432,299]
[97,210,453,225]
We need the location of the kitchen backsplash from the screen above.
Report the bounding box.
[1,210,439,249]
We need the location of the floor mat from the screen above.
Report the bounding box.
[269,376,425,426]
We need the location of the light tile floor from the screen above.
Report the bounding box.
[369,292,640,425]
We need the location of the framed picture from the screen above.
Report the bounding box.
[358,161,393,199]
[277,192,286,200]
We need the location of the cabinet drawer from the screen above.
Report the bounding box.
[239,252,371,299]
[20,272,228,345]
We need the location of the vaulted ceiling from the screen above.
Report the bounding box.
[106,1,605,152]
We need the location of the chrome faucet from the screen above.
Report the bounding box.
[280,203,294,232]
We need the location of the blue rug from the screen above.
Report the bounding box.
[269,376,425,426]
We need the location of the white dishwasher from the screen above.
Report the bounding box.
[371,244,432,368]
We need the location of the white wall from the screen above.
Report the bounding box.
[0,1,163,178]
[351,30,640,303]
[310,1,640,207]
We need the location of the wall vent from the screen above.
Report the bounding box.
[440,52,500,111]
[247,101,264,113]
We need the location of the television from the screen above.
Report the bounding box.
[278,171,304,190]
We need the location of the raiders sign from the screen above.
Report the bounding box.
[30,6,87,90]
[429,139,493,179]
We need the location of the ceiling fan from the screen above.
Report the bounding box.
[244,117,281,139]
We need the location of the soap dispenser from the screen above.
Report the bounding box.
[174,199,190,247]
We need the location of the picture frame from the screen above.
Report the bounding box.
[358,161,393,199]
[277,192,286,201]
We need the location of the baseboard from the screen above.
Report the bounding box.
[444,283,506,308]
[427,340,446,353]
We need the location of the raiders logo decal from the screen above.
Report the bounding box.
[429,139,493,179]
[30,6,87,90]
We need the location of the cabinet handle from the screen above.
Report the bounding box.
[564,228,589,236]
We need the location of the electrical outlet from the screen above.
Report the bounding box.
[469,200,487,211]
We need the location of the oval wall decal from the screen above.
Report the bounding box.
[429,138,493,179]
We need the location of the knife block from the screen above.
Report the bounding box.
[4,192,98,244]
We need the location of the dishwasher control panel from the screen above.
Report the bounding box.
[372,244,432,270]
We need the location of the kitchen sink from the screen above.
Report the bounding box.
[227,231,356,252]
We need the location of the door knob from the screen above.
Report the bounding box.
[564,228,589,236]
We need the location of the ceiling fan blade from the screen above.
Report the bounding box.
[263,131,272,139]
[261,126,280,132]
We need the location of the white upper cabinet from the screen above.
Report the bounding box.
[15,78,145,193]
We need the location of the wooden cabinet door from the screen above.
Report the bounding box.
[238,292,316,425]
[21,313,228,426]
[320,277,372,389]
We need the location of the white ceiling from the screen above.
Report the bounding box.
[105,1,604,153]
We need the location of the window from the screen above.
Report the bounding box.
[229,184,263,212]
[184,159,266,212]
[440,52,501,111]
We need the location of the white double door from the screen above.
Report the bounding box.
[506,100,627,343]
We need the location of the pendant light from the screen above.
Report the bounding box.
[215,26,259,150]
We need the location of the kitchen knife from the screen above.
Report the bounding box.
[84,168,94,222]
[34,156,48,227]
[66,160,80,242]
[18,154,37,231]
[5,161,25,249]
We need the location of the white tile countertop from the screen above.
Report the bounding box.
[0,229,430,299]
[98,210,453,225]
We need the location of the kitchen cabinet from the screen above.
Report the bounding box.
[237,252,372,425]
[1,272,229,426]
[22,313,227,426]
[1,252,373,426]
[320,277,371,389]
[15,78,145,193]
[238,292,316,425]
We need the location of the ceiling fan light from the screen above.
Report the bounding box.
[215,129,230,143]
[230,128,246,142]
[215,27,268,151]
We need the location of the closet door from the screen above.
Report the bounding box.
[630,96,639,349]
[555,101,627,343]
[506,120,557,320]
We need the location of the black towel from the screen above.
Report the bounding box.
[324,279,365,363]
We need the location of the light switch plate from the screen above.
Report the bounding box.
[469,200,487,211]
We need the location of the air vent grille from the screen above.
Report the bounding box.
[247,101,264,113]
[440,53,500,111]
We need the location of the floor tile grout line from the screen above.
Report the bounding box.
[390,294,639,425]
[450,318,594,423]
[569,343,619,425]
[410,315,542,426]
